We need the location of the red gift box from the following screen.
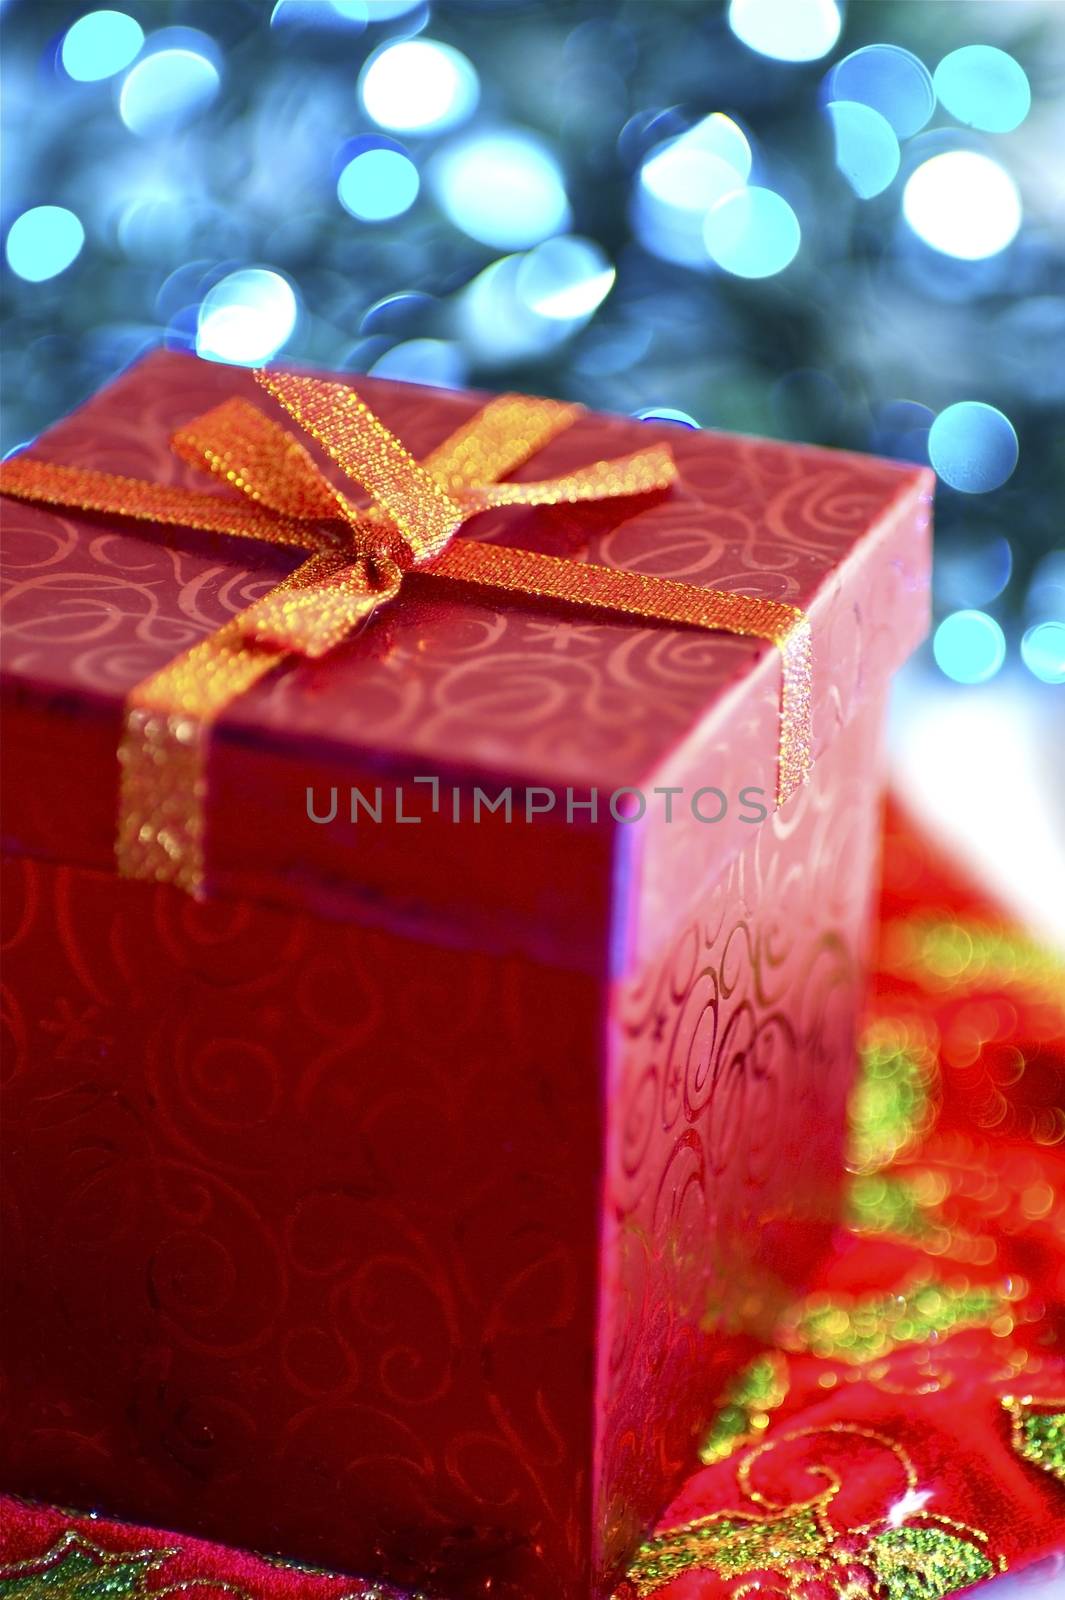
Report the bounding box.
[0,351,932,1598]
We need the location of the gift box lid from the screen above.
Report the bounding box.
[1,350,932,976]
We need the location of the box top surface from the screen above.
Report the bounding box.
[1,350,932,968]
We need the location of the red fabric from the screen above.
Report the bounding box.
[0,1494,399,1596]
[1,797,1062,1598]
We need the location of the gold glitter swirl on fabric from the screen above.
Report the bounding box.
[624,1502,831,1598]
[739,1422,917,1509]
[699,1353,790,1465]
[1003,1396,1065,1483]
[1,373,819,893]
[622,1424,1004,1599]
[0,1530,174,1598]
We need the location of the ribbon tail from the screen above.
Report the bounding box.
[456,444,676,513]
[427,538,812,806]
[117,548,401,895]
[118,617,288,896]
[0,455,328,552]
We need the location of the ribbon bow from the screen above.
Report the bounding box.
[1,369,812,896]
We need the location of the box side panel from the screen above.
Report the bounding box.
[596,690,890,1588]
[0,857,603,1599]
[620,471,932,978]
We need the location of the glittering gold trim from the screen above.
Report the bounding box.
[623,1423,1005,1599]
[429,539,811,805]
[1002,1395,1065,1483]
[0,1528,176,1597]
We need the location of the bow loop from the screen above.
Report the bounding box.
[453,443,678,516]
[255,369,467,570]
[171,397,352,530]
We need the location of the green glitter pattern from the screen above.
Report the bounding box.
[868,1525,994,1599]
[625,1504,828,1597]
[0,1533,171,1599]
[1005,1397,1065,1484]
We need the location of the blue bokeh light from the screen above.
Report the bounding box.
[1020,622,1065,684]
[828,45,935,139]
[5,206,85,282]
[728,0,841,63]
[196,267,298,364]
[270,1,366,28]
[902,151,1021,261]
[459,255,564,367]
[459,243,610,368]
[635,114,750,267]
[357,0,422,17]
[337,147,419,221]
[360,290,435,334]
[360,40,478,134]
[872,399,934,463]
[641,114,752,206]
[369,338,466,388]
[635,408,700,428]
[1026,551,1065,622]
[937,535,1013,609]
[827,101,900,199]
[119,47,220,137]
[516,236,614,320]
[431,131,570,249]
[928,402,1018,494]
[933,610,1006,683]
[61,10,143,82]
[934,46,1030,134]
[704,187,800,279]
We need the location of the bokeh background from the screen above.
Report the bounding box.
[2,0,1063,932]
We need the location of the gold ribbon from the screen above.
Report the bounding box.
[0,370,812,896]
